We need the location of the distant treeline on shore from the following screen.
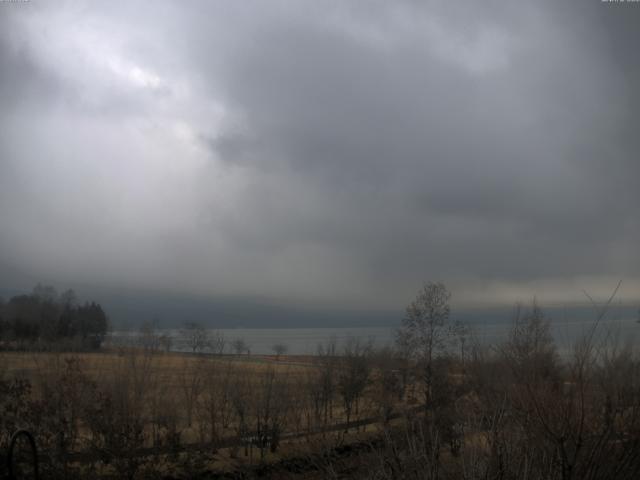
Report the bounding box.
[0,284,108,349]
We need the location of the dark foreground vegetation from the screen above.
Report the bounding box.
[1,282,639,479]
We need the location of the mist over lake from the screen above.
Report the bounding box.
[108,304,639,355]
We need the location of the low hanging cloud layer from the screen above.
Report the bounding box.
[1,1,639,316]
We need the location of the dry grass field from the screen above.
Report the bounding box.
[0,350,312,386]
[0,347,403,478]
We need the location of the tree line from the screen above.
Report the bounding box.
[0,284,109,349]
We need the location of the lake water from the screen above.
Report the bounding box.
[108,315,639,356]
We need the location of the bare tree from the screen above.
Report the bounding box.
[178,356,205,428]
[370,346,402,423]
[252,367,290,458]
[316,338,338,426]
[181,321,210,353]
[338,338,371,430]
[452,321,471,371]
[501,300,558,382]
[84,349,156,479]
[138,319,161,353]
[197,359,234,447]
[229,373,251,458]
[396,282,453,409]
[272,343,288,360]
[232,338,248,356]
[477,284,640,480]
[210,330,226,355]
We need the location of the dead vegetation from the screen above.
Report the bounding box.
[1,284,639,479]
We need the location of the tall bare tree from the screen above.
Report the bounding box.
[396,282,453,409]
[338,337,371,430]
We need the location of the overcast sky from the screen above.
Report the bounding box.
[1,1,639,318]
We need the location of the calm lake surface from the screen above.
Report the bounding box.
[109,315,639,356]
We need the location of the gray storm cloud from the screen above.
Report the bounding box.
[0,0,639,313]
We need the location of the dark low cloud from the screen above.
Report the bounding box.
[1,1,639,321]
